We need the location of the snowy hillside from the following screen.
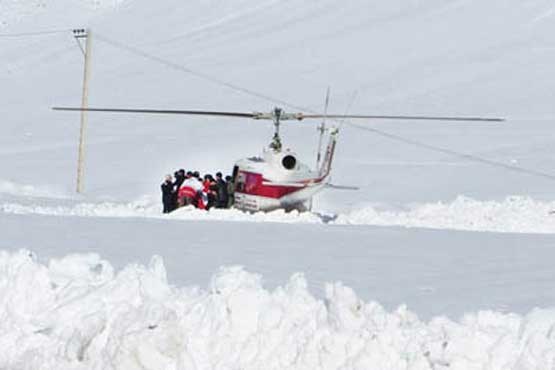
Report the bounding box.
[2,0,555,368]
[2,0,555,203]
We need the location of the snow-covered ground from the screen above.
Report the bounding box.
[2,0,555,368]
[2,249,555,370]
[5,191,555,233]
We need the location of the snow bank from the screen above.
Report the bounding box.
[0,249,554,370]
[3,195,555,233]
[0,180,69,199]
[0,196,324,224]
[336,196,555,234]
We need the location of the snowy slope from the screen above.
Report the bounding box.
[2,0,555,368]
[1,0,555,204]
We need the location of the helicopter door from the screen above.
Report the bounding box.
[235,171,246,192]
[232,165,239,183]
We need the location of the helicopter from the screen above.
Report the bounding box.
[53,105,504,212]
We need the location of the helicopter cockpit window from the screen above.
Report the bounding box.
[282,155,296,170]
[245,173,259,192]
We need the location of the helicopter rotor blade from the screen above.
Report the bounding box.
[52,107,258,119]
[298,114,505,122]
[53,107,505,123]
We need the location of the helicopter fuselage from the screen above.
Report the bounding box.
[232,148,328,212]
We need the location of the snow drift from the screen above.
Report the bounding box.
[3,195,555,233]
[0,249,554,370]
[0,197,323,224]
[335,195,555,234]
[0,180,70,199]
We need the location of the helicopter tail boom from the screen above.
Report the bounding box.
[319,128,339,180]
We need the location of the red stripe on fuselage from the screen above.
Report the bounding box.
[254,182,302,198]
[236,171,317,199]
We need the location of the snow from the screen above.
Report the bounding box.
[4,195,555,233]
[1,249,555,370]
[0,180,70,199]
[335,195,555,234]
[0,195,324,224]
[3,0,555,367]
[0,0,128,29]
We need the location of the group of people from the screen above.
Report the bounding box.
[161,169,234,213]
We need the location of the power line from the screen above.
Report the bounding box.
[94,32,307,111]
[345,121,555,181]
[91,33,555,182]
[0,29,71,38]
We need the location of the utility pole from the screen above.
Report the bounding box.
[73,28,91,194]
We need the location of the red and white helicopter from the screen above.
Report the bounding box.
[54,104,504,212]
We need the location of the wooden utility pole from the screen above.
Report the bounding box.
[74,28,92,193]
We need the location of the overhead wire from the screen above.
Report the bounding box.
[345,121,555,181]
[89,33,555,182]
[94,32,307,111]
[0,27,77,77]
[0,29,71,38]
[338,91,359,130]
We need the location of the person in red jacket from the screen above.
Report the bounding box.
[203,174,218,210]
[178,185,197,207]
[178,172,202,207]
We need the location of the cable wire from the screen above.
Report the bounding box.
[90,33,555,182]
[95,32,307,111]
[0,29,71,38]
[345,121,555,181]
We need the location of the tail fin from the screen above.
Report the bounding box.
[319,128,338,179]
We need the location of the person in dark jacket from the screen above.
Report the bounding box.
[161,174,175,213]
[172,170,184,208]
[215,172,229,208]
[174,169,186,193]
[225,175,234,208]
